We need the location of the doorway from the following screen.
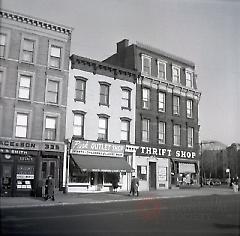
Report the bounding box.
[0,164,13,196]
[149,162,156,190]
[42,158,59,188]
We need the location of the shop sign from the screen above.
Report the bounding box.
[71,140,125,157]
[137,146,196,159]
[18,156,34,162]
[16,174,34,179]
[158,167,167,181]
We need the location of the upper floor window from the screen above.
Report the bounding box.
[0,70,3,97]
[187,127,194,148]
[142,55,151,75]
[75,77,87,102]
[49,45,61,69]
[45,116,57,141]
[18,74,32,100]
[142,118,150,142]
[0,33,7,58]
[186,70,193,88]
[121,87,131,110]
[22,38,35,63]
[46,79,59,104]
[173,96,180,115]
[98,116,108,141]
[73,113,84,138]
[15,113,29,138]
[172,66,180,84]
[121,119,130,143]
[173,124,181,146]
[157,61,166,80]
[187,99,193,118]
[158,121,166,144]
[142,88,150,109]
[99,82,110,106]
[158,92,166,112]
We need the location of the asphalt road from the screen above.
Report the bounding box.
[1,194,239,236]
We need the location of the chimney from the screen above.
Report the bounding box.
[117,39,129,53]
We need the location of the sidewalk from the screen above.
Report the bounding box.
[1,186,239,209]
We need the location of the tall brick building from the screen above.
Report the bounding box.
[104,39,201,190]
[0,9,72,196]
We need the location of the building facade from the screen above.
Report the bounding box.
[64,55,137,192]
[0,9,72,196]
[104,39,201,190]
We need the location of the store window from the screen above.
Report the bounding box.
[15,113,29,138]
[173,124,181,146]
[49,45,61,69]
[98,116,108,141]
[172,66,180,84]
[142,87,150,109]
[99,82,110,106]
[157,61,166,79]
[142,55,151,75]
[69,158,89,183]
[18,74,32,100]
[142,118,150,142]
[103,173,120,184]
[187,99,193,118]
[173,96,180,115]
[137,165,147,180]
[158,91,166,112]
[75,77,87,102]
[73,113,84,138]
[121,87,131,110]
[188,127,194,148]
[158,121,166,144]
[21,38,35,63]
[44,116,57,141]
[46,79,59,104]
[0,33,7,58]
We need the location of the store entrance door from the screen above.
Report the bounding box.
[42,159,59,188]
[149,162,156,190]
[90,172,103,190]
[0,164,13,196]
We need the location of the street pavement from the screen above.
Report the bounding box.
[1,186,239,209]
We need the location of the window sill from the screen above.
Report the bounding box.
[48,66,62,72]
[72,135,84,140]
[97,138,108,143]
[74,98,85,103]
[120,140,130,144]
[19,60,35,65]
[99,103,110,107]
[45,102,60,107]
[121,107,131,111]
[17,98,32,103]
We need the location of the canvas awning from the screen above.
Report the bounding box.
[71,155,133,173]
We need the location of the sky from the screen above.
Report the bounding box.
[2,0,240,146]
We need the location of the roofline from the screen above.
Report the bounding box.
[135,41,195,67]
[0,9,73,35]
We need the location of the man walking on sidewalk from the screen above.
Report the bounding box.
[129,175,139,196]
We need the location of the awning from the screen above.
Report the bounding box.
[179,163,196,173]
[71,155,133,173]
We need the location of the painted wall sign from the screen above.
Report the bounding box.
[137,146,196,159]
[71,140,125,157]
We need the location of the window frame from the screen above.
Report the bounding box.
[72,111,86,138]
[48,40,65,70]
[142,87,150,110]
[20,35,37,64]
[97,114,109,141]
[45,77,62,105]
[137,165,147,181]
[158,91,166,112]
[172,65,181,84]
[0,66,6,97]
[187,99,193,118]
[75,76,87,103]
[121,86,131,110]
[186,70,193,88]
[141,54,151,76]
[43,113,60,141]
[158,121,166,144]
[187,127,194,148]
[173,124,181,146]
[99,82,110,106]
[141,118,150,143]
[0,28,10,59]
[157,60,167,80]
[173,95,180,115]
[120,117,131,143]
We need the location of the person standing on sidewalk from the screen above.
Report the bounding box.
[44,176,55,201]
[129,175,139,196]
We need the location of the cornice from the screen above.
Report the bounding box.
[0,9,73,36]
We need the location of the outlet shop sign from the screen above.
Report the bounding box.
[137,146,196,159]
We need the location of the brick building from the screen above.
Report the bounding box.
[0,9,72,196]
[104,39,201,189]
[64,55,137,192]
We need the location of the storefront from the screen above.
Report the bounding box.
[0,138,64,197]
[135,145,199,190]
[66,140,133,192]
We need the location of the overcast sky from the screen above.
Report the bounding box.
[2,0,240,146]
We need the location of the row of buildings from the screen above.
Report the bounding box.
[0,9,201,197]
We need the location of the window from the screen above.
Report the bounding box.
[22,39,35,63]
[75,77,86,102]
[137,165,147,180]
[186,71,193,88]
[187,100,193,118]
[172,66,180,83]
[188,127,194,148]
[15,113,28,138]
[121,88,131,109]
[142,55,151,75]
[173,96,180,115]
[142,119,150,142]
[0,71,3,96]
[49,45,61,69]
[98,116,108,140]
[158,92,166,112]
[173,124,181,146]
[73,113,84,137]
[142,88,150,109]
[158,121,166,144]
[0,33,6,58]
[46,80,59,104]
[157,61,166,79]
[121,119,130,142]
[99,83,110,106]
[18,74,31,100]
[45,117,57,141]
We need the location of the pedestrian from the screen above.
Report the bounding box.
[112,174,119,193]
[44,175,55,201]
[129,175,139,196]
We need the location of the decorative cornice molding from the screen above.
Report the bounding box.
[0,9,73,36]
